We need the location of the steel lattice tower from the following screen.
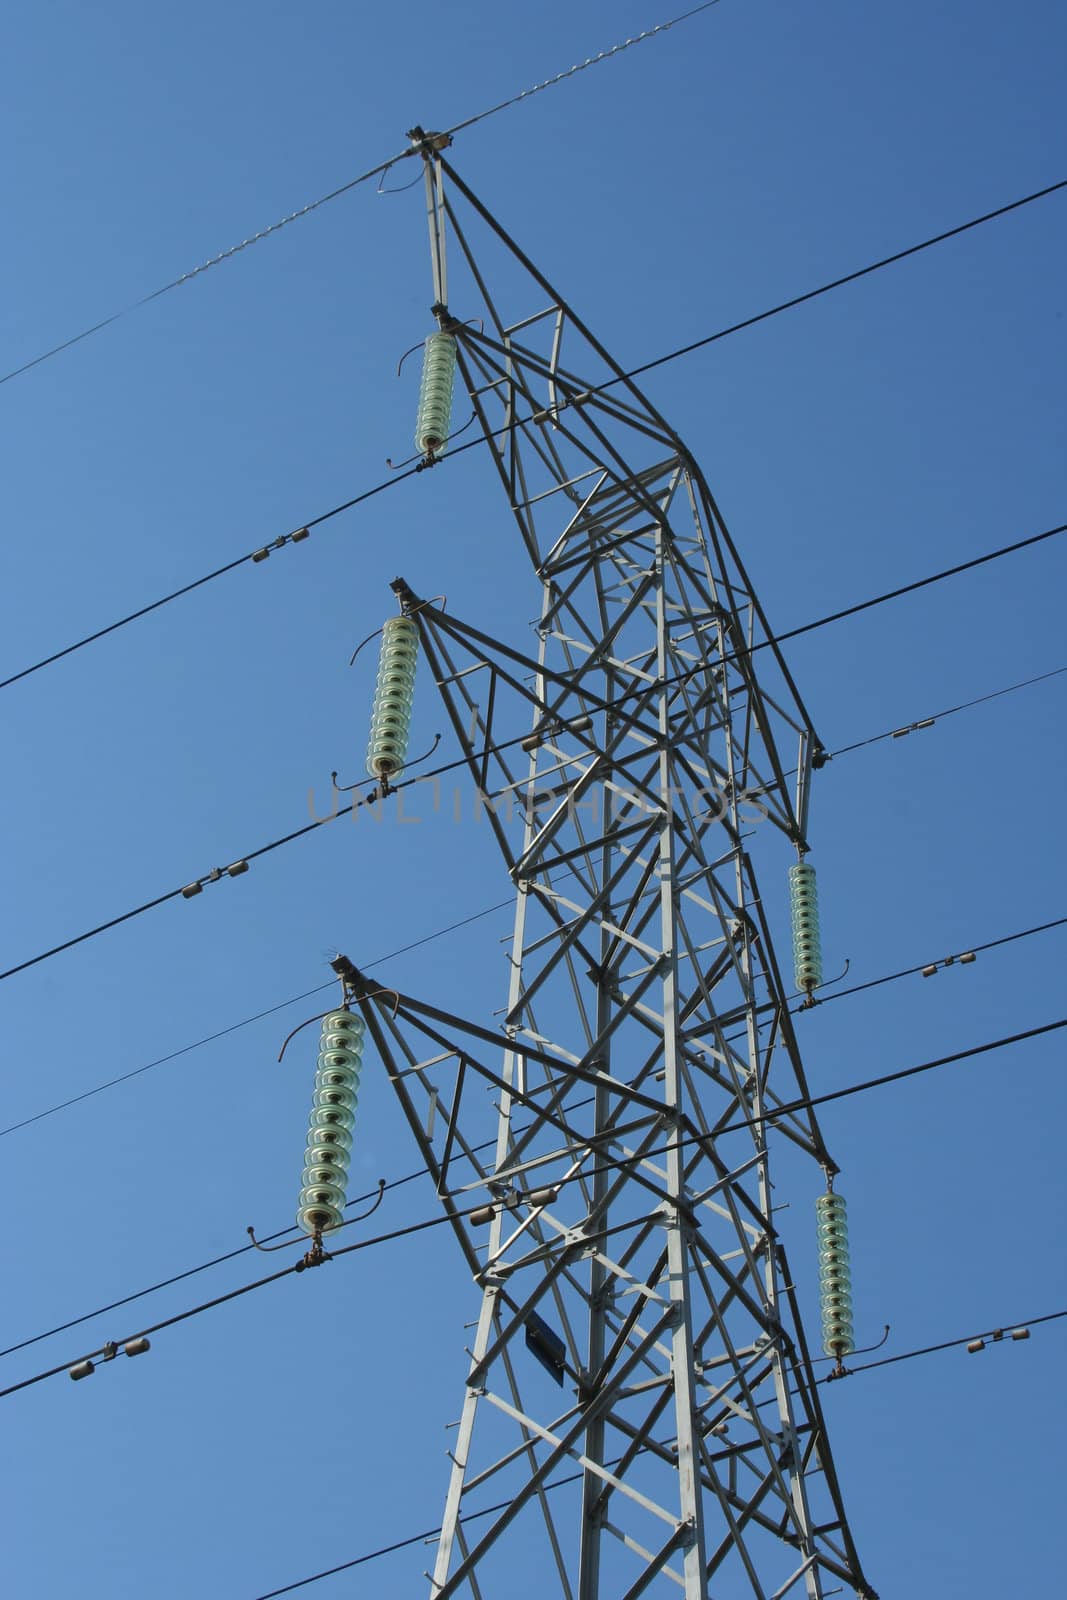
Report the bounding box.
[348,134,877,1599]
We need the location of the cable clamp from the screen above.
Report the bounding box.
[406,126,453,153]
[252,535,288,564]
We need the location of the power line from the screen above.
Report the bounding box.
[622,178,1067,383]
[4,59,1055,1587]
[770,524,1067,651]
[0,896,514,1140]
[445,3,724,137]
[719,1018,1066,1137]
[248,1305,1067,1597]
[0,3,723,392]
[0,730,525,983]
[4,915,1061,1362]
[2,911,1060,1368]
[3,1016,1061,1393]
[840,1307,1067,1378]
[763,661,1064,784]
[4,585,1062,985]
[0,1173,418,1365]
[811,915,1067,1009]
[0,1199,469,1403]
[2,554,1062,1037]
[0,462,424,692]
[2,587,1064,986]
[3,176,1063,695]
[826,666,1067,758]
[2,863,1061,1155]
[1,1095,606,1363]
[251,1487,559,1598]
[0,1097,596,1364]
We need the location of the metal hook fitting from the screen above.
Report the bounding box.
[386,407,477,471]
[248,1181,385,1260]
[798,957,850,1010]
[349,625,384,667]
[348,598,442,666]
[246,1224,304,1254]
[347,1177,387,1223]
[330,732,441,797]
[821,1324,891,1379]
[277,1003,353,1064]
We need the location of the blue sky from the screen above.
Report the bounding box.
[1,2,1064,1595]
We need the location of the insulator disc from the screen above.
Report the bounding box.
[298,1201,344,1234]
[303,1160,350,1193]
[317,1064,360,1093]
[322,1010,364,1035]
[318,1045,361,1069]
[307,1125,353,1153]
[313,1083,358,1111]
[321,1011,363,1036]
[300,1181,347,1213]
[303,1147,349,1178]
[320,1033,363,1058]
[309,1104,356,1133]
[322,1015,363,1038]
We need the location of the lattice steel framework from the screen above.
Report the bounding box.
[349,135,877,1599]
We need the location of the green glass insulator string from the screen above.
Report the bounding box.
[789,860,823,995]
[297,1010,364,1236]
[816,1190,855,1359]
[414,331,457,458]
[366,615,419,780]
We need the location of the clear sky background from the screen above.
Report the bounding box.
[1,2,1064,1595]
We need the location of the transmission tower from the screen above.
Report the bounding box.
[346,132,877,1599]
